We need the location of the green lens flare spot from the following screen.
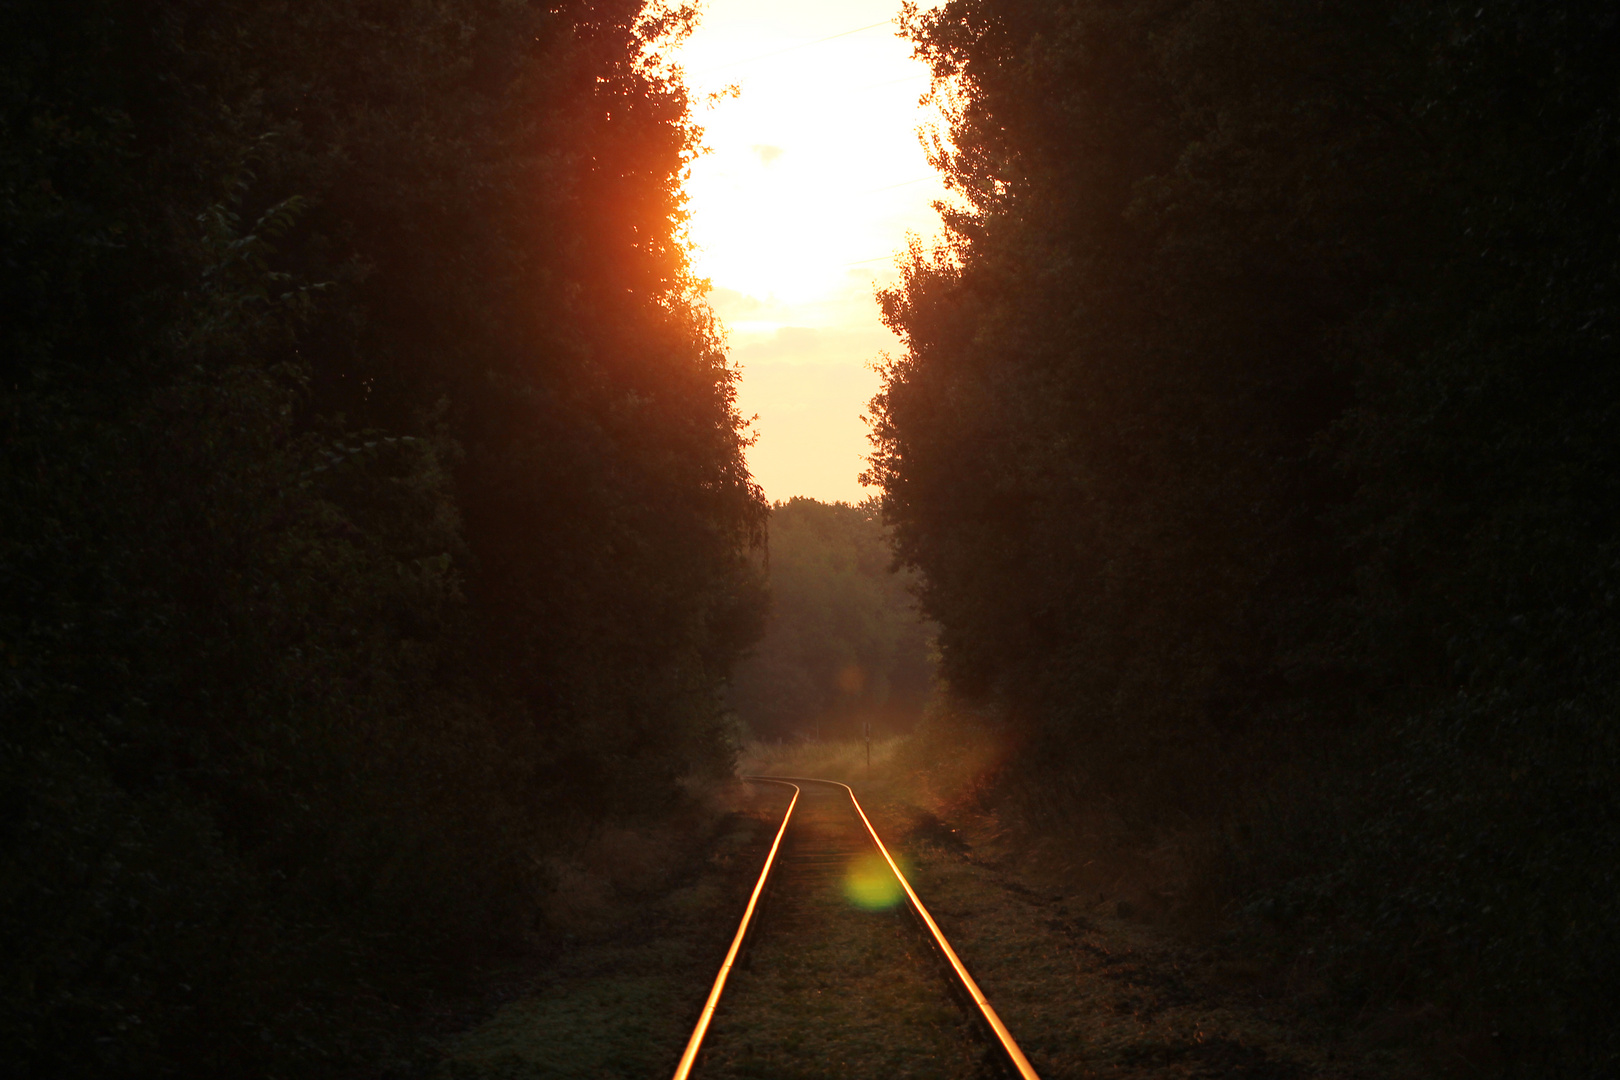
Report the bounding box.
[843,852,903,910]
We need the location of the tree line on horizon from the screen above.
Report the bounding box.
[2,1,766,1075]
[869,0,1619,1072]
[730,497,933,744]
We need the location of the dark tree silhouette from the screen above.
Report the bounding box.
[870,0,1620,1069]
[1,1,764,1074]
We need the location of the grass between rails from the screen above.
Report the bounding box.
[695,782,987,1080]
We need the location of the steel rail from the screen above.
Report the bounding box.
[670,778,800,1080]
[756,775,1042,1080]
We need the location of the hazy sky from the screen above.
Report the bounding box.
[671,1,949,504]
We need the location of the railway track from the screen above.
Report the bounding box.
[673,776,1040,1080]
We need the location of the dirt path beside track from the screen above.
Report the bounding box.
[859,794,1388,1080]
[441,786,790,1080]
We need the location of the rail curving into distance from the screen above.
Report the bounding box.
[672,775,1041,1080]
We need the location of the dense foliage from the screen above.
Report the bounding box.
[731,498,932,742]
[1,0,764,1075]
[870,0,1619,1071]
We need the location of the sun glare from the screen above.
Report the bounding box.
[673,1,950,503]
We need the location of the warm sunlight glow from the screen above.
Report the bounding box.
[673,1,950,502]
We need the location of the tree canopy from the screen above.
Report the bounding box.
[2,1,763,1074]
[870,0,1620,1070]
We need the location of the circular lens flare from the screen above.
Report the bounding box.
[843,852,903,910]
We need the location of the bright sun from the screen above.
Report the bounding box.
[671,1,951,503]
[683,28,934,304]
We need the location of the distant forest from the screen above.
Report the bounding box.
[730,498,932,743]
[869,0,1619,1073]
[2,1,764,1075]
